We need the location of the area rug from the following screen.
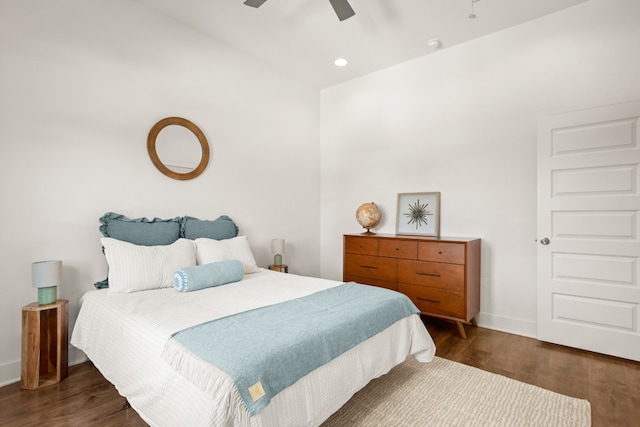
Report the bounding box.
[321,356,591,427]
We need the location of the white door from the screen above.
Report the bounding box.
[537,100,640,362]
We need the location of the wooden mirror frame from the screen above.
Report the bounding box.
[147,117,210,180]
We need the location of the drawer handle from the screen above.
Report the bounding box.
[417,297,441,304]
[360,265,378,270]
[416,272,440,278]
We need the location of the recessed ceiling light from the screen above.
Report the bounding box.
[334,58,348,67]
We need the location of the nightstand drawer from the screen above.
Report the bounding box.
[418,242,465,264]
[344,254,396,282]
[398,283,465,318]
[344,236,379,255]
[398,259,464,291]
[379,240,417,259]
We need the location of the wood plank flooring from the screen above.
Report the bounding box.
[1,317,638,426]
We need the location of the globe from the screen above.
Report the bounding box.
[356,202,381,234]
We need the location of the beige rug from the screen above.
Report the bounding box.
[322,356,591,427]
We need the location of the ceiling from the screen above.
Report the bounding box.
[139,0,589,89]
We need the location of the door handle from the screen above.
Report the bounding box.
[540,237,550,245]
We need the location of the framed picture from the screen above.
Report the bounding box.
[396,192,441,236]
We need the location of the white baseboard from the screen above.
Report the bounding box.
[0,359,21,388]
[68,346,88,367]
[0,348,88,388]
[476,312,537,339]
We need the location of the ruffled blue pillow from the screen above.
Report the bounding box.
[99,212,182,246]
[181,215,239,240]
[174,259,244,292]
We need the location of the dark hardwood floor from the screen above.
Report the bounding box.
[1,317,638,426]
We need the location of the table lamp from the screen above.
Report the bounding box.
[271,239,285,266]
[32,260,62,305]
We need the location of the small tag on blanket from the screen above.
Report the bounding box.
[249,381,265,402]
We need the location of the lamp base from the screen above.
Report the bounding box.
[37,286,57,305]
[274,254,282,266]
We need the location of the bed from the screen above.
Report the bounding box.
[71,213,436,426]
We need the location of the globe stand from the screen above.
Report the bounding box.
[361,228,376,235]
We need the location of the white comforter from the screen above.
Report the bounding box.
[71,269,436,427]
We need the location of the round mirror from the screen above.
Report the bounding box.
[147,117,210,180]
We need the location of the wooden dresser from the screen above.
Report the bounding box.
[343,234,480,338]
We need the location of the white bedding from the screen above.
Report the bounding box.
[71,269,436,426]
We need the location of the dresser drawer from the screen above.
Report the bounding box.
[344,236,378,255]
[397,260,464,292]
[398,283,465,319]
[379,239,417,259]
[344,254,396,282]
[343,274,397,291]
[418,242,465,264]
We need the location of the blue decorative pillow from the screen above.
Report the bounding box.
[181,215,239,240]
[95,212,239,289]
[99,212,182,246]
[174,259,244,292]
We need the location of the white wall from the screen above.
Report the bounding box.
[0,0,320,385]
[320,0,640,336]
[3,0,637,388]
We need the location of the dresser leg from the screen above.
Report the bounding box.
[471,317,478,327]
[456,322,467,339]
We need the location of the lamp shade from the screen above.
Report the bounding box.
[32,260,62,288]
[32,260,61,305]
[271,239,285,255]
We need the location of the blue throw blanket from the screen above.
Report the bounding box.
[169,282,419,415]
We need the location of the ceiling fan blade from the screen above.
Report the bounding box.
[328,0,355,21]
[244,0,268,8]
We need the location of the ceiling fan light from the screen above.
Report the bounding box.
[334,58,348,67]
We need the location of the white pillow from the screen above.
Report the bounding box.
[102,237,196,293]
[194,236,260,274]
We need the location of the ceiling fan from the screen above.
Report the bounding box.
[243,0,356,21]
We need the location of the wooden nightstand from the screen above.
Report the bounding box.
[268,264,289,273]
[21,299,68,390]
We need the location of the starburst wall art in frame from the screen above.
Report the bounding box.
[395,192,441,237]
